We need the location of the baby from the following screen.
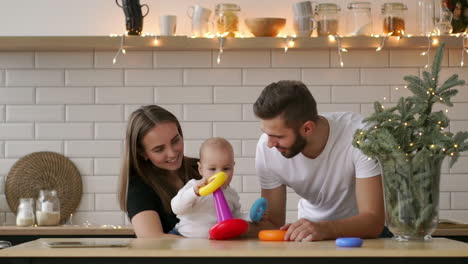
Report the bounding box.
[170,137,247,238]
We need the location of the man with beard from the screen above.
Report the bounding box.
[252,80,385,242]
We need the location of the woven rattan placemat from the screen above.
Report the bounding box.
[5,151,82,223]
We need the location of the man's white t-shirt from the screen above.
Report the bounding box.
[256,112,381,222]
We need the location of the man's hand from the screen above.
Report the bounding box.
[281,218,333,242]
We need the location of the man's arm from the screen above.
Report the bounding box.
[245,185,287,237]
[283,175,385,241]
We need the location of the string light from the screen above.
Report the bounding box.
[112,33,126,64]
[284,37,295,53]
[376,34,388,51]
[461,33,468,67]
[217,36,226,64]
[420,34,431,68]
[153,36,159,45]
[335,35,345,67]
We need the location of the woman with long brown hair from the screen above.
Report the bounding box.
[118,105,201,237]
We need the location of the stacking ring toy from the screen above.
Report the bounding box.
[258,230,286,241]
[335,237,363,247]
[199,172,227,196]
[205,172,249,240]
[249,197,267,222]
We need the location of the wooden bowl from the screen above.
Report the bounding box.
[245,18,286,37]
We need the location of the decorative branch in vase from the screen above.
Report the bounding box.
[353,43,468,241]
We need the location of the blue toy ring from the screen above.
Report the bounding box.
[335,237,363,247]
[249,197,267,222]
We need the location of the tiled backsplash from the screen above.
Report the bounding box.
[0,49,467,226]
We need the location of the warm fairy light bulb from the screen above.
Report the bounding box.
[328,35,336,42]
[340,48,348,52]
[112,58,117,64]
[454,144,459,148]
[445,109,449,113]
[395,87,399,90]
[409,143,414,147]
[430,144,435,149]
[122,49,126,54]
[404,122,408,126]
[284,45,289,52]
[153,37,159,45]
[288,40,295,47]
[420,51,427,56]
[450,152,455,156]
[388,119,392,122]
[432,38,439,45]
[376,46,382,51]
[340,61,344,67]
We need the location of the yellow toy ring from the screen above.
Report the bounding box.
[199,172,227,196]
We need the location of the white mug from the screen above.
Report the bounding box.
[187,5,212,37]
[294,16,316,37]
[293,1,314,17]
[159,15,177,36]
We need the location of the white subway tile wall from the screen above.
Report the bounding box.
[0,49,467,226]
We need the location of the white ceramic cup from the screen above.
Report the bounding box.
[294,16,316,37]
[187,5,212,37]
[159,15,177,36]
[293,1,313,17]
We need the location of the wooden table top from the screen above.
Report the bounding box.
[0,224,466,236]
[0,238,467,258]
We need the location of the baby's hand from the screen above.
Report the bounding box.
[193,178,208,196]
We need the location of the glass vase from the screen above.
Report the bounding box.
[378,154,443,241]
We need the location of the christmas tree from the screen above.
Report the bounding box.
[353,43,468,240]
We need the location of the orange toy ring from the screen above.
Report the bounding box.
[258,230,286,241]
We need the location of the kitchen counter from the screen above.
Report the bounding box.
[0,225,134,236]
[0,237,467,264]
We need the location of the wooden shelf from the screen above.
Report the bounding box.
[0,225,134,236]
[0,36,465,51]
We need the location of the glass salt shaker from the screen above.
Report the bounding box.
[347,2,373,36]
[16,198,35,227]
[214,3,241,37]
[315,3,341,37]
[36,190,61,226]
[381,2,407,37]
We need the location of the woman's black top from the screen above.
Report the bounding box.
[126,159,200,233]
[127,175,179,233]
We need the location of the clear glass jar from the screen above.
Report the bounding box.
[16,198,35,227]
[315,3,341,36]
[435,0,453,35]
[381,2,407,36]
[36,190,61,226]
[214,3,241,37]
[347,2,372,36]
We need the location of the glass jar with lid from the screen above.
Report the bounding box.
[347,2,373,36]
[36,189,61,226]
[315,3,341,36]
[16,198,35,227]
[381,2,407,36]
[214,3,241,37]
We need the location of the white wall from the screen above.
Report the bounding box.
[0,0,423,36]
[0,48,467,226]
